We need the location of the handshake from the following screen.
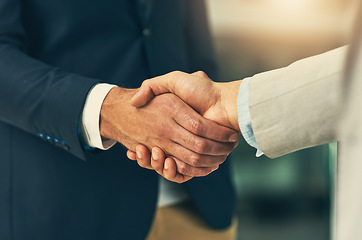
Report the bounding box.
[100,71,242,183]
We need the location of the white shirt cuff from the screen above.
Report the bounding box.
[80,83,117,150]
[237,78,264,157]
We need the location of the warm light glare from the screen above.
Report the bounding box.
[272,0,311,11]
[208,0,348,40]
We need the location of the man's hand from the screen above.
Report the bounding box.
[100,86,239,177]
[127,145,196,183]
[131,71,241,132]
[127,71,242,183]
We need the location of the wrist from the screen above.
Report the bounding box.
[99,86,136,142]
[218,81,241,133]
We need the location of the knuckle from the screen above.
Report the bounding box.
[140,79,151,89]
[177,164,188,175]
[189,118,203,135]
[141,79,149,86]
[194,139,207,154]
[190,153,201,167]
[169,70,182,78]
[197,71,207,78]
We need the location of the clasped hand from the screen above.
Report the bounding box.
[125,71,241,183]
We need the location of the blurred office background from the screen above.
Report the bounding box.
[206,0,358,239]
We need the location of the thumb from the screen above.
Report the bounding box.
[130,72,182,107]
[130,82,156,107]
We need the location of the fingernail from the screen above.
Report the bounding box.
[137,152,142,159]
[152,152,159,161]
[164,161,169,170]
[229,133,239,142]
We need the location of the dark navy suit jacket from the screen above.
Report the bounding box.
[0,0,236,239]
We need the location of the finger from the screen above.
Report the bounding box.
[173,105,239,143]
[148,148,193,183]
[166,141,229,168]
[170,124,237,156]
[163,158,193,183]
[130,82,156,107]
[130,75,172,108]
[173,158,219,177]
[151,147,166,174]
[135,145,153,170]
[127,150,137,160]
[130,71,189,107]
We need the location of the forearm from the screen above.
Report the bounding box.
[0,0,111,160]
[248,46,347,158]
[0,46,101,160]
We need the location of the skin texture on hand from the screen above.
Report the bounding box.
[131,71,241,132]
[100,86,239,177]
[127,71,242,183]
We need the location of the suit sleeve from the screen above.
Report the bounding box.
[248,46,347,158]
[0,0,100,160]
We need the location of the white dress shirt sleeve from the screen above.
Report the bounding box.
[80,83,117,150]
[237,78,264,157]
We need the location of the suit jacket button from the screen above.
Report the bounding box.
[38,133,45,139]
[46,136,55,144]
[143,28,151,37]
